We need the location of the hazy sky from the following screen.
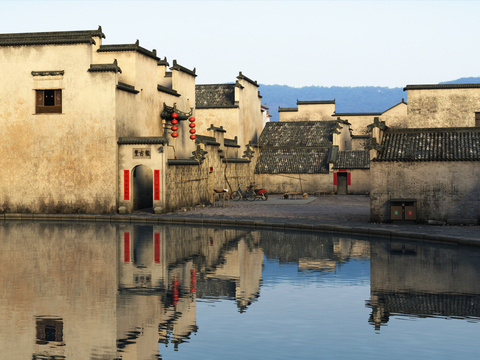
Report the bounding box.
[1,1,479,88]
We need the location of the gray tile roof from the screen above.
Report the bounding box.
[255,120,346,174]
[333,150,370,169]
[374,127,480,162]
[259,121,341,148]
[256,148,331,174]
[196,84,236,107]
[0,26,104,47]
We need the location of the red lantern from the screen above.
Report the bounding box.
[172,125,178,131]
[172,132,178,138]
[172,113,178,119]
[190,129,196,134]
[171,119,178,125]
[189,123,195,128]
[189,117,195,122]
[190,134,196,140]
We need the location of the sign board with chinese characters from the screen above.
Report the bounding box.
[132,148,151,159]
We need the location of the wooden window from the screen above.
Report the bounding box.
[475,112,480,127]
[36,89,62,114]
[36,318,63,344]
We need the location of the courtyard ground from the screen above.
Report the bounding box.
[155,194,480,242]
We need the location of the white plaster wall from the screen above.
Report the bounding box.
[0,43,117,213]
[406,88,480,128]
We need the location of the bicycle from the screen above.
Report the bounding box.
[232,183,255,201]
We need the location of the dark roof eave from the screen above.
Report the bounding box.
[118,137,167,145]
[157,84,180,97]
[403,83,480,91]
[196,105,239,109]
[334,112,382,116]
[222,158,251,163]
[168,159,200,165]
[117,82,139,94]
[170,60,197,77]
[297,100,335,105]
[0,38,95,47]
[97,43,159,61]
[236,72,259,87]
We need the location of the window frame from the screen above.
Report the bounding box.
[35,89,62,114]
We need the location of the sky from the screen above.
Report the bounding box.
[1,1,479,88]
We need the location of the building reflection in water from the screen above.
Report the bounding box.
[5,221,480,357]
[366,240,480,331]
[0,221,372,359]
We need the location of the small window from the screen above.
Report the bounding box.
[36,318,63,344]
[36,89,62,114]
[476,112,480,127]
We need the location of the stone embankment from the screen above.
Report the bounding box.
[2,195,479,245]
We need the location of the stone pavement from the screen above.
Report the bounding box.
[156,195,480,245]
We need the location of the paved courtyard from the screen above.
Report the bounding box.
[157,195,480,241]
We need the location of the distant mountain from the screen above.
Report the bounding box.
[260,77,480,122]
[439,77,480,84]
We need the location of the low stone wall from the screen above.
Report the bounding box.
[259,173,333,194]
[164,144,256,212]
[370,161,480,223]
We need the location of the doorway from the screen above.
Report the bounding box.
[133,165,153,211]
[337,172,348,195]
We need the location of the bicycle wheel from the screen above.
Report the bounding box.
[232,191,241,201]
[262,192,269,201]
[247,191,256,201]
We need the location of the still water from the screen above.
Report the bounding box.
[1,221,480,359]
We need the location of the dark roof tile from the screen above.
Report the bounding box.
[375,127,480,162]
[256,148,330,174]
[333,150,370,169]
[259,121,341,148]
[196,84,235,107]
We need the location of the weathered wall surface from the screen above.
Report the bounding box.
[382,102,408,129]
[370,161,480,222]
[195,107,239,139]
[0,43,118,213]
[279,103,335,122]
[259,173,334,194]
[237,78,263,149]
[406,88,480,128]
[350,169,370,194]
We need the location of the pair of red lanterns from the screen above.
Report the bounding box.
[170,113,197,141]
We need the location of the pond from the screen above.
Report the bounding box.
[1,221,480,359]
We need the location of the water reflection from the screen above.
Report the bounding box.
[0,221,479,359]
[367,240,480,330]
